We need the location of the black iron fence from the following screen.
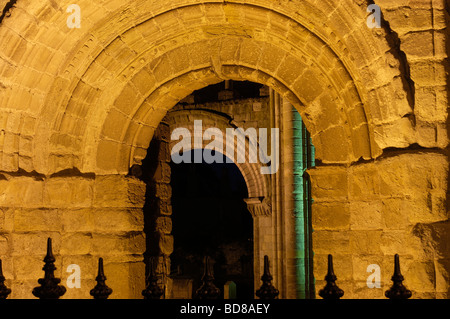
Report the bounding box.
[0,238,113,300]
[318,254,412,300]
[0,237,412,300]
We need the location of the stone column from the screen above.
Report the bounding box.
[142,121,173,298]
[244,197,272,297]
[280,97,301,299]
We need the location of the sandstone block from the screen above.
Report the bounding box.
[349,201,383,230]
[113,83,141,115]
[158,234,174,256]
[406,260,436,293]
[94,175,143,208]
[62,209,93,232]
[1,177,44,207]
[380,231,415,256]
[311,203,350,230]
[13,255,61,280]
[61,233,92,255]
[14,209,61,232]
[11,233,61,257]
[0,207,14,232]
[0,234,8,255]
[349,231,383,255]
[292,69,325,103]
[381,199,410,230]
[435,259,450,293]
[317,126,352,163]
[313,253,353,282]
[92,232,145,255]
[93,208,144,232]
[308,166,348,200]
[312,231,350,254]
[101,108,129,141]
[155,216,172,234]
[96,140,120,172]
[10,280,36,299]
[349,166,381,200]
[44,178,92,208]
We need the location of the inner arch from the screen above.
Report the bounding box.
[170,149,254,299]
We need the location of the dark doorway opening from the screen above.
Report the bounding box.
[170,150,254,299]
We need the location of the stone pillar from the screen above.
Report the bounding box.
[268,90,300,298]
[280,97,303,299]
[142,121,173,298]
[244,197,272,297]
[269,88,282,296]
[90,174,147,299]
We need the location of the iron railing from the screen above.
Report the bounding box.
[0,238,412,300]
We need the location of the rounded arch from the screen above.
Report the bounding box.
[0,0,415,174]
[165,109,270,203]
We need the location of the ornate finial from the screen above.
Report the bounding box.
[385,254,412,299]
[256,255,279,299]
[318,254,344,299]
[0,259,11,299]
[90,258,113,299]
[194,256,220,299]
[142,257,164,299]
[32,238,66,299]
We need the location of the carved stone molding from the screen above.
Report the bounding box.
[244,197,271,217]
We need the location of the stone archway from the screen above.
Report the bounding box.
[0,0,448,299]
[167,109,270,200]
[165,108,272,295]
[25,0,411,175]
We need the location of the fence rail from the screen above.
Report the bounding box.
[0,238,411,299]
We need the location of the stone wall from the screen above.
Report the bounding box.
[172,94,271,131]
[0,0,448,299]
[310,152,449,298]
[0,172,146,298]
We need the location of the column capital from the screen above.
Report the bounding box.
[244,197,271,217]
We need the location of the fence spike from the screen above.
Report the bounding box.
[318,254,344,299]
[0,259,11,299]
[90,258,113,299]
[385,254,412,299]
[32,238,66,299]
[142,256,164,299]
[256,255,279,299]
[194,256,220,299]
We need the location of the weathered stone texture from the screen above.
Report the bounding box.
[0,174,146,299]
[310,152,450,298]
[0,0,448,299]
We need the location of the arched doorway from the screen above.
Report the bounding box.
[140,80,316,299]
[170,150,253,299]
[1,0,447,300]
